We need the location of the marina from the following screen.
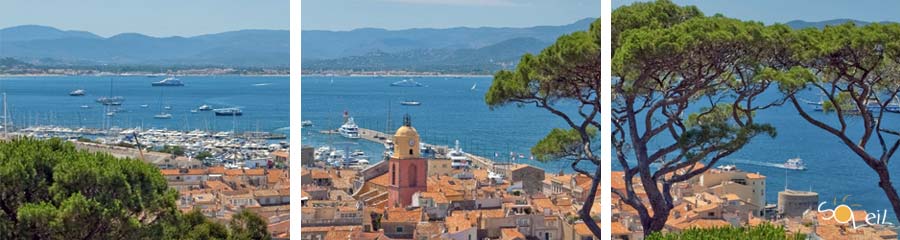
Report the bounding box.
[0,75,287,135]
[7,125,288,168]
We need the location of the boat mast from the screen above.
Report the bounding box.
[3,92,8,137]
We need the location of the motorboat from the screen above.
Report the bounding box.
[338,117,360,139]
[781,158,807,170]
[80,105,90,109]
[198,104,212,111]
[96,96,124,105]
[400,100,421,106]
[214,108,243,116]
[301,120,313,127]
[390,78,426,87]
[140,104,149,108]
[152,77,184,86]
[154,113,173,119]
[69,89,86,96]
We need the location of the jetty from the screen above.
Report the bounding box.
[322,127,498,169]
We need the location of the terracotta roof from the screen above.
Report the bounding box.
[208,166,226,174]
[272,150,289,159]
[160,169,179,176]
[310,170,330,179]
[420,191,449,204]
[611,221,630,235]
[746,173,765,179]
[573,222,594,236]
[225,169,245,176]
[204,180,232,191]
[244,168,265,176]
[369,173,390,187]
[384,208,422,223]
[445,211,477,233]
[500,228,526,240]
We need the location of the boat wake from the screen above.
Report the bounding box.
[728,158,797,170]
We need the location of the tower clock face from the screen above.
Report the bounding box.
[408,139,415,147]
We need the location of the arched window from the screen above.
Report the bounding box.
[409,149,413,155]
[409,164,418,187]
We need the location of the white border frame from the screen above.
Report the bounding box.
[289,0,302,237]
[601,0,612,239]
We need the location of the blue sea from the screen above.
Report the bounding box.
[0,75,289,135]
[302,75,900,221]
[300,76,575,173]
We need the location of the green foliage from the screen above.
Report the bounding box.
[229,210,271,240]
[195,151,214,161]
[0,138,269,239]
[161,145,186,156]
[645,224,805,240]
[611,0,703,51]
[531,127,597,162]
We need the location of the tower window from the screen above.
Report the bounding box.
[392,164,396,185]
[409,149,413,155]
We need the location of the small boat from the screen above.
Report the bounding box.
[80,105,90,109]
[213,108,243,116]
[301,120,313,127]
[96,96,124,105]
[69,89,86,96]
[400,100,421,106]
[154,113,173,119]
[198,105,212,111]
[390,78,426,87]
[151,77,184,86]
[106,112,116,116]
[781,158,807,171]
[471,83,477,91]
[164,106,172,110]
[140,104,149,108]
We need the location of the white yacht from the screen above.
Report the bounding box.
[447,140,470,169]
[198,104,212,111]
[339,117,360,139]
[781,158,807,170]
[152,77,185,86]
[301,120,313,127]
[154,113,173,119]
[390,78,426,87]
[400,100,421,106]
[69,89,86,96]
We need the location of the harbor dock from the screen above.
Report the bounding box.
[321,127,499,169]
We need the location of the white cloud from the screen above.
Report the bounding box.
[380,0,519,7]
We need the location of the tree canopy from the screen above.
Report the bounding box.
[0,137,269,239]
[486,18,602,237]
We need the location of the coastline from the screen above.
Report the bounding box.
[0,73,290,77]
[300,73,492,77]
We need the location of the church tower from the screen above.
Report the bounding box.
[387,115,427,207]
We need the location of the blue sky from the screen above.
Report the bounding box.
[0,0,288,37]
[302,0,599,31]
[614,0,900,24]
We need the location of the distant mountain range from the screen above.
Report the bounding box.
[0,25,288,67]
[302,18,596,74]
[783,19,895,29]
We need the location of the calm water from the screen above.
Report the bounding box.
[301,76,575,173]
[0,75,289,135]
[303,75,900,221]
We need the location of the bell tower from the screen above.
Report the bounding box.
[387,114,427,207]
